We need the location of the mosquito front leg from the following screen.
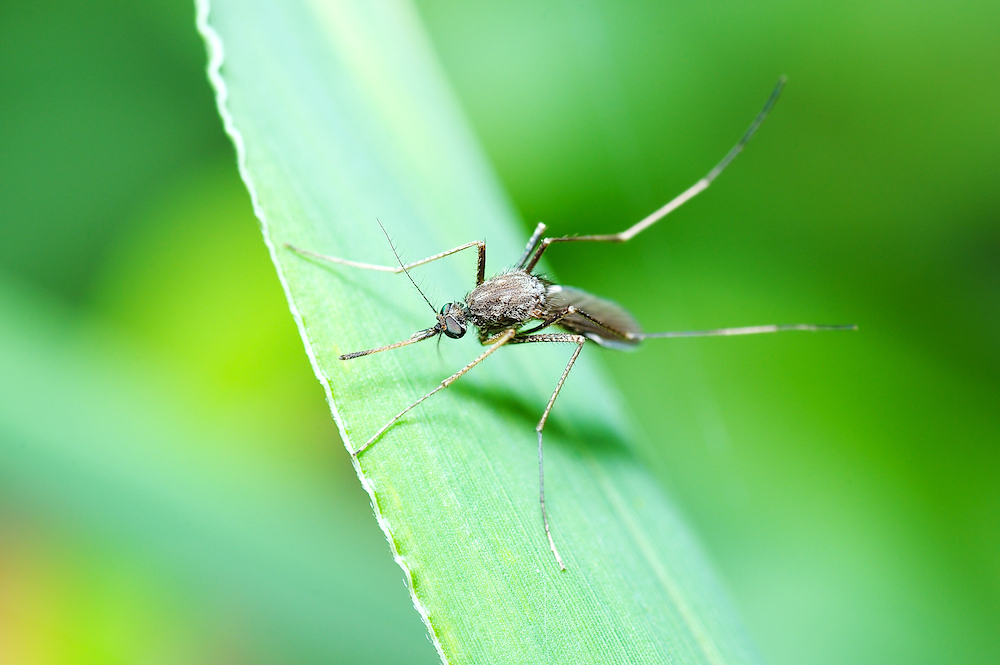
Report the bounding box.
[353,328,517,456]
[286,239,487,284]
[510,332,588,570]
[523,78,786,272]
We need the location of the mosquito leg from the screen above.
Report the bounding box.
[510,332,588,570]
[517,303,631,339]
[562,307,635,340]
[632,323,858,340]
[353,328,517,456]
[516,305,577,336]
[516,222,547,270]
[286,240,487,282]
[523,78,786,272]
[517,305,636,347]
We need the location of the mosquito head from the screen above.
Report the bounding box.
[437,302,468,339]
[338,301,467,361]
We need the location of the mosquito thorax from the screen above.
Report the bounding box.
[465,270,548,329]
[438,302,468,339]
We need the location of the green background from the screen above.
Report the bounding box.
[1,0,997,664]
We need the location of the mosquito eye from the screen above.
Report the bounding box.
[444,316,466,338]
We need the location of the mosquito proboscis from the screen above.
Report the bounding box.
[287,78,856,570]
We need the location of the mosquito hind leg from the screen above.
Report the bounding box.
[633,322,858,340]
[523,78,787,273]
[510,332,588,570]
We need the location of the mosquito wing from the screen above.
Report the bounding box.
[546,285,642,350]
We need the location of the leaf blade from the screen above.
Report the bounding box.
[199,0,764,662]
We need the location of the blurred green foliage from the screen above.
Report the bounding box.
[0,0,997,664]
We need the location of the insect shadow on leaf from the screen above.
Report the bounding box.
[287,78,856,570]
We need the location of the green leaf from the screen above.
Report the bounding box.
[198,1,764,662]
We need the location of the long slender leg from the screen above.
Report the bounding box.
[519,303,632,339]
[509,332,588,570]
[516,222,547,270]
[354,329,517,456]
[520,304,639,345]
[528,306,855,346]
[287,239,488,285]
[632,323,857,340]
[561,306,636,341]
[524,78,786,273]
[475,305,577,345]
[516,305,578,336]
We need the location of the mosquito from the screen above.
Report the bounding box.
[287,78,855,570]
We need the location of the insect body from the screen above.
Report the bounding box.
[288,78,855,569]
[464,271,640,348]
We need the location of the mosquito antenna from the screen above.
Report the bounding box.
[376,219,437,314]
[705,76,787,184]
